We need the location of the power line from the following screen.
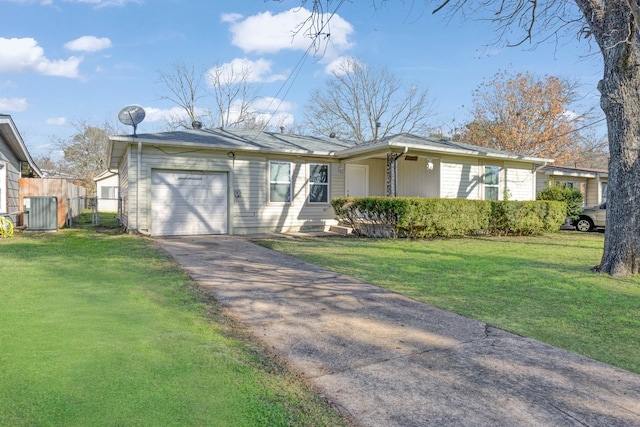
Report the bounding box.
[260,0,348,131]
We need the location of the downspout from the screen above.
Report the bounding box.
[136,139,141,234]
[532,161,549,198]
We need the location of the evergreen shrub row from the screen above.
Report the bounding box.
[331,197,566,238]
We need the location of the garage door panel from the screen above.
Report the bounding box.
[151,171,228,236]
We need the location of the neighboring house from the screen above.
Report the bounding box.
[0,115,42,224]
[94,170,119,212]
[537,165,608,206]
[108,128,553,236]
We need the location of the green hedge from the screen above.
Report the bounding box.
[537,181,584,220]
[331,197,566,238]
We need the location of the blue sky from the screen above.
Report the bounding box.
[1,0,605,159]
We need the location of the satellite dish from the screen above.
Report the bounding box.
[118,105,145,136]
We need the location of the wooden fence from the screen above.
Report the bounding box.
[18,178,87,228]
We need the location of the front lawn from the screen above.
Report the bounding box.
[0,228,346,427]
[257,232,640,375]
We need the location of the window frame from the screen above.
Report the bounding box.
[269,161,292,204]
[100,186,117,199]
[308,163,330,204]
[483,165,500,201]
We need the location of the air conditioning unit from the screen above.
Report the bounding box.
[24,196,58,231]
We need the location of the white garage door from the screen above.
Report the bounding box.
[151,170,228,236]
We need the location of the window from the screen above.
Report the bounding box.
[308,164,329,203]
[100,186,117,199]
[269,161,291,203]
[484,166,500,200]
[601,182,608,203]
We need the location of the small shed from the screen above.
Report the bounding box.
[94,170,119,212]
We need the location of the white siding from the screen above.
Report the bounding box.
[398,157,439,197]
[440,156,480,199]
[96,173,119,212]
[0,139,20,217]
[504,162,535,200]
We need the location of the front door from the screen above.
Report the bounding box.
[345,164,369,197]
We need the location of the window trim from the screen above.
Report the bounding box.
[308,163,330,204]
[483,165,500,201]
[269,161,292,204]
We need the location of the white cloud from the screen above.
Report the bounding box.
[252,96,293,112]
[225,8,354,57]
[142,106,209,123]
[324,56,361,75]
[222,96,295,129]
[0,80,17,89]
[207,58,288,85]
[562,110,581,121]
[4,0,53,4]
[64,36,112,52]
[65,0,141,7]
[6,0,138,5]
[220,13,242,24]
[0,37,82,78]
[0,97,28,112]
[46,117,67,125]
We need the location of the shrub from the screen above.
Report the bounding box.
[490,200,566,235]
[331,197,566,238]
[537,181,584,220]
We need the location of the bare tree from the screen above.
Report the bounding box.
[207,61,259,129]
[156,61,209,129]
[283,0,640,276]
[576,130,609,170]
[303,58,434,142]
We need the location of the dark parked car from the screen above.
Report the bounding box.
[575,202,606,232]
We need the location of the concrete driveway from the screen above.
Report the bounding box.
[157,235,640,427]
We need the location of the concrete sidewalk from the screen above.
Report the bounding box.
[157,235,640,427]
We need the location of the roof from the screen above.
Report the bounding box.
[93,169,118,182]
[335,133,554,163]
[108,127,355,169]
[108,128,554,169]
[541,165,608,178]
[0,115,42,177]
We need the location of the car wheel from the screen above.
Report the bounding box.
[576,217,594,232]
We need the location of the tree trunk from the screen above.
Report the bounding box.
[597,18,640,275]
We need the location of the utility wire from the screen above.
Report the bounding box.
[258,0,348,132]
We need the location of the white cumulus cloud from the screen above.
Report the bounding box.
[324,56,361,75]
[0,97,28,112]
[224,8,354,57]
[142,106,209,123]
[0,37,82,78]
[207,58,287,85]
[64,36,112,52]
[46,117,67,125]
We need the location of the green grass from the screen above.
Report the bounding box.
[257,232,640,375]
[0,228,347,427]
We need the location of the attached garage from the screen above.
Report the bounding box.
[151,170,228,236]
